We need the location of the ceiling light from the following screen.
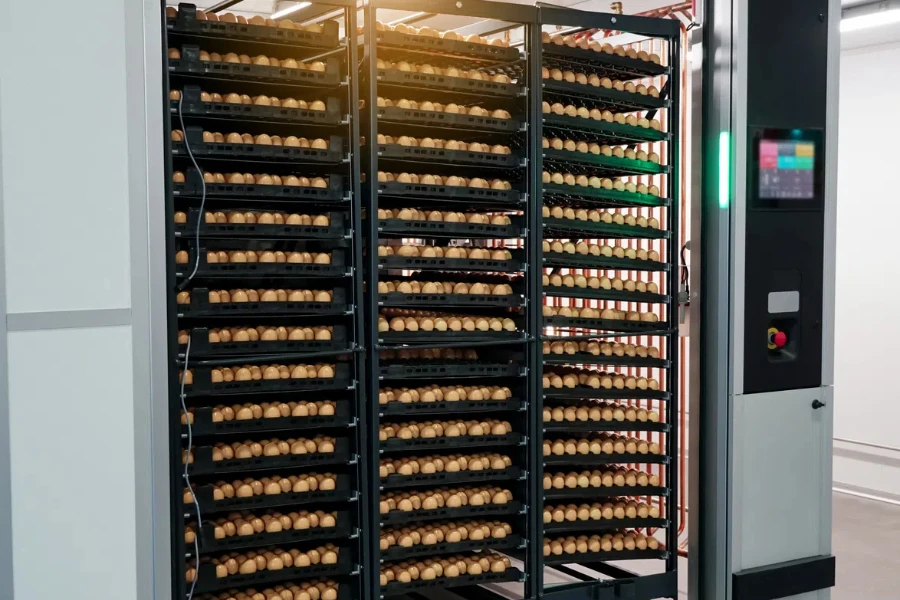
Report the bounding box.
[841,8,900,32]
[271,1,312,20]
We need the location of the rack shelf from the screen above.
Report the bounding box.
[380,254,523,273]
[542,549,667,567]
[543,316,666,334]
[378,68,522,98]
[186,476,355,516]
[176,209,346,240]
[178,287,348,318]
[543,148,668,177]
[381,466,522,491]
[180,325,349,358]
[378,181,522,205]
[197,512,352,554]
[543,421,669,434]
[172,86,344,126]
[380,501,523,526]
[170,47,342,88]
[379,105,521,133]
[379,362,523,380]
[185,402,353,436]
[382,535,523,562]
[541,43,669,80]
[193,551,353,594]
[188,438,352,475]
[380,398,524,417]
[174,169,345,201]
[542,217,668,241]
[174,128,343,165]
[168,4,341,50]
[379,330,524,345]
[543,453,668,466]
[542,353,670,369]
[543,252,669,272]
[543,486,668,501]
[542,113,669,145]
[183,362,352,397]
[543,286,668,305]
[543,182,669,209]
[381,432,523,453]
[379,291,524,309]
[543,387,670,402]
[543,518,667,535]
[382,568,524,597]
[543,80,669,112]
[378,217,523,239]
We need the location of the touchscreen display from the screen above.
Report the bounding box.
[758,139,816,199]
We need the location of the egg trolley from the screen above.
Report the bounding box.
[162,2,367,600]
[360,1,538,597]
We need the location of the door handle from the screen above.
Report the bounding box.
[812,399,826,410]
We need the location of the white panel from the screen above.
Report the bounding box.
[8,327,137,600]
[834,44,900,457]
[733,389,829,571]
[0,1,131,314]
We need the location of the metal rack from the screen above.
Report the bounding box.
[361,1,540,598]
[161,3,366,600]
[534,6,681,600]
[159,2,682,599]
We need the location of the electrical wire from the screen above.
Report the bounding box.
[180,335,203,600]
[177,95,207,289]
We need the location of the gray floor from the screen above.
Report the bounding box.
[830,492,900,599]
[676,491,900,599]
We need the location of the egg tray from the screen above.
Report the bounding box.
[381,466,522,491]
[169,4,341,50]
[193,549,353,594]
[186,402,352,437]
[172,87,343,127]
[543,485,668,502]
[542,252,669,273]
[178,287,347,318]
[379,361,523,380]
[542,44,669,79]
[543,517,668,536]
[543,421,669,434]
[378,106,521,133]
[174,128,343,165]
[379,255,524,274]
[543,452,669,467]
[379,291,525,310]
[175,169,345,202]
[541,353,670,370]
[542,149,669,178]
[377,144,522,169]
[542,548,667,566]
[183,362,352,397]
[378,180,522,205]
[378,68,522,99]
[543,286,668,305]
[189,438,352,476]
[382,566,522,596]
[181,325,348,359]
[542,113,669,146]
[196,512,352,556]
[543,316,667,335]
[543,387,671,402]
[380,398,524,418]
[381,432,524,454]
[382,535,523,563]
[377,29,521,64]
[181,248,348,279]
[378,217,523,240]
[380,500,523,527]
[378,329,525,345]
[543,218,668,242]
[542,80,669,112]
[542,183,669,210]
[170,47,341,88]
[186,476,354,516]
[176,210,346,241]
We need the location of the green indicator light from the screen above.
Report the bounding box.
[719,131,730,209]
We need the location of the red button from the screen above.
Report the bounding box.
[773,331,787,348]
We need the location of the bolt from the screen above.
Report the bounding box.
[611,16,618,24]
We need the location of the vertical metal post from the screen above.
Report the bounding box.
[362,4,382,598]
[666,30,682,575]
[525,16,545,600]
[345,4,372,598]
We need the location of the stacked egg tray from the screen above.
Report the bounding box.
[364,6,533,597]
[164,3,363,599]
[535,13,679,599]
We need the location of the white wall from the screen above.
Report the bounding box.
[833,41,900,501]
[0,1,162,599]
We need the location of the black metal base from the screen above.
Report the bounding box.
[733,555,836,600]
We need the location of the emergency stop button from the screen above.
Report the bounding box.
[767,327,787,350]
